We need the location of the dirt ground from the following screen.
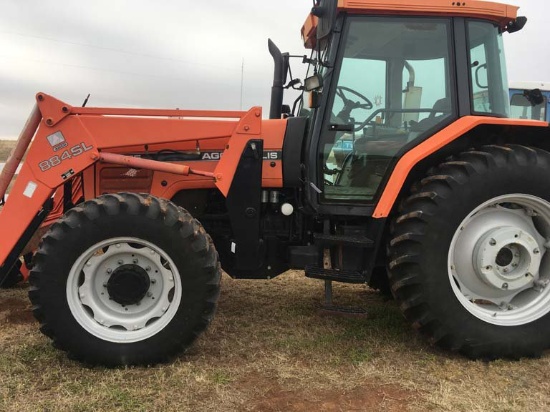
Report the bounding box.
[0,271,550,411]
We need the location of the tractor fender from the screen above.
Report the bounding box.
[374,116,548,218]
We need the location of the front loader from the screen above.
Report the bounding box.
[2,0,550,366]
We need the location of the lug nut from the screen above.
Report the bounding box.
[117,260,123,265]
[534,249,540,254]
[151,279,156,284]
[489,239,497,246]
[502,283,509,289]
[146,266,151,271]
[106,268,113,274]
[133,258,138,264]
[147,292,153,298]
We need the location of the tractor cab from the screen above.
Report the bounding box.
[298,0,517,214]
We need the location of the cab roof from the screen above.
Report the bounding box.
[302,0,519,48]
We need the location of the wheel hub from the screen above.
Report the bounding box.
[107,264,151,305]
[69,238,180,343]
[474,226,541,291]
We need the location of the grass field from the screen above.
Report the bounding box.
[1,271,550,411]
[1,139,550,410]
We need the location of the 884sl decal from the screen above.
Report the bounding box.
[38,142,94,172]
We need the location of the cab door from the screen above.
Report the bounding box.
[311,16,456,213]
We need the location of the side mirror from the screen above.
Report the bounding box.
[507,16,527,34]
[304,74,323,92]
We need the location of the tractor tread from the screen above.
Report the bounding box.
[29,192,221,366]
[389,145,550,360]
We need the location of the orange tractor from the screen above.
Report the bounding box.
[1,0,548,366]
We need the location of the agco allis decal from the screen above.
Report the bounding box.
[200,151,281,161]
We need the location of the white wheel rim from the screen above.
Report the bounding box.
[67,237,182,343]
[448,194,550,326]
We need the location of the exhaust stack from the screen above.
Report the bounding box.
[268,39,289,119]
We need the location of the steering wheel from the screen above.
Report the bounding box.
[335,86,374,124]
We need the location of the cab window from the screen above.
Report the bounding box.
[467,21,509,117]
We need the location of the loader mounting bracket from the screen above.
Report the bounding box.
[36,93,73,127]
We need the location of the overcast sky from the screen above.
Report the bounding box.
[0,0,547,140]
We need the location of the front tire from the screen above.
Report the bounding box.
[389,145,550,359]
[29,193,221,366]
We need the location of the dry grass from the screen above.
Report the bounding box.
[0,140,19,197]
[0,140,16,162]
[0,271,549,411]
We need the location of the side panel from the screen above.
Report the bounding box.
[92,119,288,200]
[224,140,264,275]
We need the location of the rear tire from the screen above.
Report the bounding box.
[29,193,221,366]
[389,145,550,359]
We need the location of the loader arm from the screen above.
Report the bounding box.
[0,93,272,278]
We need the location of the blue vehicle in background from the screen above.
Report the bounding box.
[509,81,549,121]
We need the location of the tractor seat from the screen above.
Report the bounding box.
[409,98,451,134]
